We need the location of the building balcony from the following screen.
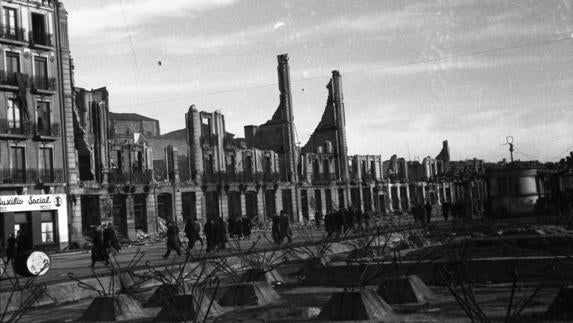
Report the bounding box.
[31,75,57,93]
[0,25,26,44]
[35,122,60,138]
[34,122,60,142]
[202,171,281,184]
[0,119,34,139]
[226,171,238,182]
[312,172,336,185]
[0,71,28,89]
[108,169,153,185]
[0,168,64,185]
[261,172,280,183]
[0,169,33,184]
[29,31,53,49]
[362,173,375,182]
[38,168,65,184]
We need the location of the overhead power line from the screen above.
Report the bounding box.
[115,35,572,109]
[119,0,140,83]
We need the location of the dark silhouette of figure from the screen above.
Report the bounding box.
[216,217,228,250]
[6,233,17,264]
[163,221,182,258]
[271,213,281,244]
[16,230,32,254]
[184,218,203,250]
[442,202,450,221]
[279,210,292,243]
[425,202,433,223]
[204,217,216,252]
[103,223,120,256]
[241,217,252,240]
[314,210,323,231]
[90,225,109,268]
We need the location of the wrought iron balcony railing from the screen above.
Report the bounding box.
[0,119,34,137]
[36,122,60,137]
[0,70,27,87]
[0,24,26,42]
[108,169,153,185]
[0,168,64,185]
[202,171,281,184]
[312,172,336,185]
[29,31,53,47]
[32,75,56,92]
[38,168,65,183]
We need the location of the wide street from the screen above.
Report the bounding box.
[2,214,562,289]
[1,224,330,288]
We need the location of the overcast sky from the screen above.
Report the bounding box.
[65,0,572,162]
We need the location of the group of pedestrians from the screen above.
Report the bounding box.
[321,208,371,237]
[162,216,245,257]
[89,223,121,268]
[227,216,252,240]
[204,217,229,252]
[5,230,32,265]
[411,201,451,223]
[271,211,292,244]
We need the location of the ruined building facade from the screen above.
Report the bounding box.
[134,54,488,227]
[69,87,155,241]
[1,27,490,251]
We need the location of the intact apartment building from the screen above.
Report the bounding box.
[0,0,71,251]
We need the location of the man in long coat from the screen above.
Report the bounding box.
[279,210,292,243]
[163,221,182,258]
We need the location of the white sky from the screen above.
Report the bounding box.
[65,0,573,162]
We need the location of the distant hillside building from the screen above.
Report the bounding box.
[109,112,160,138]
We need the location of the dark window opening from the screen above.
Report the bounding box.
[31,13,49,45]
[39,147,54,182]
[36,101,51,135]
[33,56,49,90]
[5,51,20,84]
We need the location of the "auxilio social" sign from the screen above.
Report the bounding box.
[0,194,69,244]
[0,194,66,213]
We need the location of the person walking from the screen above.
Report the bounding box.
[163,221,182,258]
[90,225,108,268]
[184,218,203,251]
[425,201,433,224]
[216,217,228,250]
[314,210,323,231]
[103,223,120,256]
[241,216,252,240]
[204,217,216,252]
[6,232,17,265]
[442,202,450,221]
[279,210,292,243]
[16,230,32,254]
[271,213,281,244]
